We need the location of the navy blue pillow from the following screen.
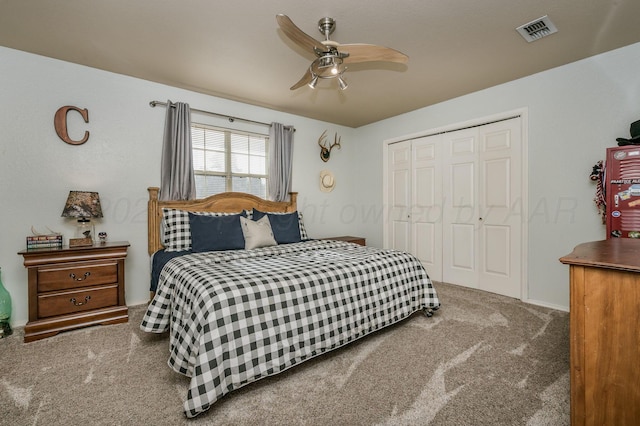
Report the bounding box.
[252,209,301,244]
[188,212,245,252]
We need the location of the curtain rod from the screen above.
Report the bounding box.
[149,100,294,131]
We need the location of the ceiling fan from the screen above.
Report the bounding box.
[276,14,409,90]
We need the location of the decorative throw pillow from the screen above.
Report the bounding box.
[161,208,242,252]
[252,209,301,244]
[240,216,277,249]
[297,212,309,240]
[188,212,245,252]
[244,209,308,240]
[161,208,191,251]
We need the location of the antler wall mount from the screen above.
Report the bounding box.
[318,130,341,162]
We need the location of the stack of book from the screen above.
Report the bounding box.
[26,234,63,250]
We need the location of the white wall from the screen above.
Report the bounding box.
[352,42,640,310]
[3,41,639,325]
[0,46,357,327]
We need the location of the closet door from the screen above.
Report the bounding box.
[411,135,443,281]
[387,140,412,252]
[385,116,523,298]
[442,117,522,298]
[442,128,479,286]
[476,118,522,297]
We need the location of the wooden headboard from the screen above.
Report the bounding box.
[147,187,298,255]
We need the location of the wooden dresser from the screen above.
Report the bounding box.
[18,241,129,342]
[560,239,640,425]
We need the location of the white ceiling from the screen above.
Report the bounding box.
[2,0,639,128]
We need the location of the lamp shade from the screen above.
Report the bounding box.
[61,191,103,219]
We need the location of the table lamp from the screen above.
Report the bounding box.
[61,190,103,247]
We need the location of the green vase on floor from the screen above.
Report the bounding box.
[0,266,13,338]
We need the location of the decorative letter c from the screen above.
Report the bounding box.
[54,106,89,145]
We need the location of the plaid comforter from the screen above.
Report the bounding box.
[141,240,439,418]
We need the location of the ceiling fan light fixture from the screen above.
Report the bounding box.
[277,14,409,91]
[308,73,319,89]
[338,75,348,90]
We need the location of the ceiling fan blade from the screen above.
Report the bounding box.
[340,44,409,64]
[276,14,323,53]
[290,68,314,90]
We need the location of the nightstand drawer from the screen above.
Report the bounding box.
[37,262,118,292]
[37,284,119,318]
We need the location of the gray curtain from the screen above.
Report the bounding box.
[160,100,196,201]
[268,122,294,202]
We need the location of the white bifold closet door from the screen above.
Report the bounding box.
[388,136,443,280]
[386,117,522,299]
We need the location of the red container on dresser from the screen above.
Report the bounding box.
[605,145,640,238]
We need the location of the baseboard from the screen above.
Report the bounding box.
[522,297,569,312]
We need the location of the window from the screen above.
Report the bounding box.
[192,124,268,198]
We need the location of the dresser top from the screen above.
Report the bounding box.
[18,241,130,255]
[560,238,640,272]
[18,241,130,267]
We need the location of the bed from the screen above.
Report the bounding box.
[140,187,440,418]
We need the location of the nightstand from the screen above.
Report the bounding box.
[321,236,366,246]
[18,241,129,342]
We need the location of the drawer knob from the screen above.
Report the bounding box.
[69,272,91,281]
[70,296,91,306]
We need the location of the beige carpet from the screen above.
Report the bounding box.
[0,282,569,425]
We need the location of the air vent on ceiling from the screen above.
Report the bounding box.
[516,15,558,42]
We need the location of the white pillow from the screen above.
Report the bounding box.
[240,216,277,250]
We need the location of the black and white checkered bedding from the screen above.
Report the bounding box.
[140,239,439,418]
